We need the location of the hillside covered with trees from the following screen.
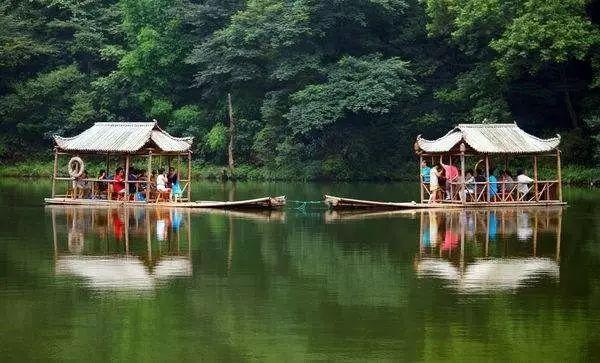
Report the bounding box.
[1,0,599,180]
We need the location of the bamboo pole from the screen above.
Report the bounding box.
[52,148,58,198]
[124,154,130,201]
[556,149,563,202]
[460,144,466,204]
[147,151,152,201]
[419,155,424,203]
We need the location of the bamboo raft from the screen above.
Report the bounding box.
[44,196,287,210]
[323,195,566,210]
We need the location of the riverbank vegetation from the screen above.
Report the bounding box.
[1,0,599,180]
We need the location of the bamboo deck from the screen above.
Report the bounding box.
[44,196,287,209]
[323,195,566,210]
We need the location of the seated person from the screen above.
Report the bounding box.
[128,167,138,195]
[156,168,172,202]
[97,170,108,197]
[72,171,91,198]
[460,169,476,201]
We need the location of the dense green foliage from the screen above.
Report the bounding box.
[0,0,598,179]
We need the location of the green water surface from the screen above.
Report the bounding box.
[0,180,599,361]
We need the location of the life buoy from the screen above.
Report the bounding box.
[68,156,85,178]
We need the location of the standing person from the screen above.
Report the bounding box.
[441,161,459,200]
[168,167,182,202]
[421,160,431,184]
[500,170,514,199]
[428,164,443,203]
[474,168,486,197]
[156,168,172,202]
[516,169,534,200]
[460,169,475,201]
[488,168,499,201]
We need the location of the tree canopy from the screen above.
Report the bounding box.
[0,0,598,178]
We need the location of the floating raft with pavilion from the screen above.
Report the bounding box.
[45,122,285,209]
[326,123,566,210]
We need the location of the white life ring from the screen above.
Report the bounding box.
[68,156,85,178]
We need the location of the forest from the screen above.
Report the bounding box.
[0,0,599,180]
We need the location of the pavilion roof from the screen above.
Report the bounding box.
[54,122,193,153]
[415,123,560,154]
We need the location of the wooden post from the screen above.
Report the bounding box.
[227,93,235,178]
[147,151,152,202]
[187,151,192,202]
[124,154,130,201]
[533,155,539,201]
[556,149,563,202]
[52,148,58,198]
[460,143,466,204]
[419,155,424,203]
[485,155,490,203]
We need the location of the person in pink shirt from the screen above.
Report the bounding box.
[441,161,459,200]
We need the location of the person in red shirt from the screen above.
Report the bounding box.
[112,168,126,200]
[442,161,459,200]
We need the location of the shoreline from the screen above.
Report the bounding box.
[1,160,599,186]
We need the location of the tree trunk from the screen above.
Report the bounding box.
[564,90,578,129]
[227,93,235,178]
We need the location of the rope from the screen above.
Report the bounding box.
[289,200,324,211]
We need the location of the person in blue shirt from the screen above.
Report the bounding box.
[489,168,499,201]
[421,160,431,184]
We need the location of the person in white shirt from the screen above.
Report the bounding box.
[428,164,443,203]
[516,169,534,199]
[156,168,172,202]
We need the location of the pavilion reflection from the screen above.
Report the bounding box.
[49,206,192,291]
[415,208,563,293]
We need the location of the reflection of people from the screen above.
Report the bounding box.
[428,212,439,247]
[171,211,183,231]
[517,211,533,240]
[156,218,167,241]
[111,210,124,240]
[488,211,498,241]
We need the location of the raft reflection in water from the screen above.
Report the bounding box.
[415,208,562,293]
[49,206,192,291]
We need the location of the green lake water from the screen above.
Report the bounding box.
[1,179,599,361]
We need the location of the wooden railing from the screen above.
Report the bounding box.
[420,180,560,204]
